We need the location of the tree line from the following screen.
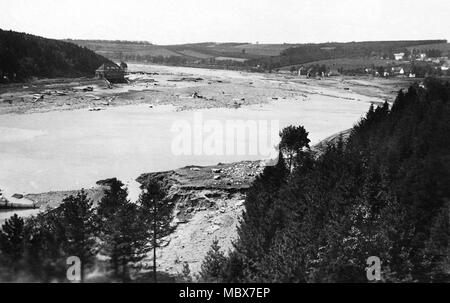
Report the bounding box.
[200,78,449,282]
[0,178,174,282]
[0,29,111,83]
[245,40,447,71]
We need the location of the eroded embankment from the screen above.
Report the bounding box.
[136,160,264,276]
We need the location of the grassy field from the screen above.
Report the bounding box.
[67,40,295,61]
[176,49,215,59]
[239,43,298,56]
[169,43,296,57]
[68,40,181,58]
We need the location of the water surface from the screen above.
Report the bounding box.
[0,97,371,218]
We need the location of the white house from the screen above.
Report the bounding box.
[391,67,405,75]
[394,53,405,61]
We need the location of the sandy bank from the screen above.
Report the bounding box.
[0,64,412,116]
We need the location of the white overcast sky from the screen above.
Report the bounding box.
[0,0,448,44]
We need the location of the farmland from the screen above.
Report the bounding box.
[66,39,448,75]
[67,39,297,62]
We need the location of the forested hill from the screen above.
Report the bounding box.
[248,40,448,70]
[0,29,112,82]
[200,78,450,282]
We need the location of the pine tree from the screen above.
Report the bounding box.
[97,179,146,282]
[220,250,245,282]
[200,239,227,282]
[138,178,173,283]
[58,190,97,282]
[0,214,25,277]
[22,211,67,282]
[97,178,129,221]
[234,149,289,279]
[182,262,192,282]
[279,125,310,171]
[101,202,147,282]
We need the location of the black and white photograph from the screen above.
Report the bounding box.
[0,0,448,291]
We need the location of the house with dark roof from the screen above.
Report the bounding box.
[95,62,125,83]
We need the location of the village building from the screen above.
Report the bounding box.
[391,66,405,76]
[327,69,340,77]
[95,62,126,83]
[402,67,415,78]
[394,52,405,61]
[418,53,427,61]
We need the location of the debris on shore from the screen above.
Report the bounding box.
[82,86,94,92]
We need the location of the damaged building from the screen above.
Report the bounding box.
[95,62,126,83]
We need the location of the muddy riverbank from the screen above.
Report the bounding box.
[0,64,411,115]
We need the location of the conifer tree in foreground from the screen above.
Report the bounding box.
[199,239,227,282]
[0,214,25,278]
[139,178,173,283]
[97,179,147,282]
[204,79,449,282]
[58,190,97,282]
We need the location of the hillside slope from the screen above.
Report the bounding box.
[65,39,448,73]
[0,29,112,82]
[66,40,296,62]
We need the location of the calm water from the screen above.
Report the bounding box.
[0,96,371,221]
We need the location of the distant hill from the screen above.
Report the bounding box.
[0,29,112,82]
[68,39,181,60]
[165,42,297,58]
[280,57,398,72]
[66,40,296,63]
[65,39,448,73]
[406,43,450,56]
[248,40,448,70]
